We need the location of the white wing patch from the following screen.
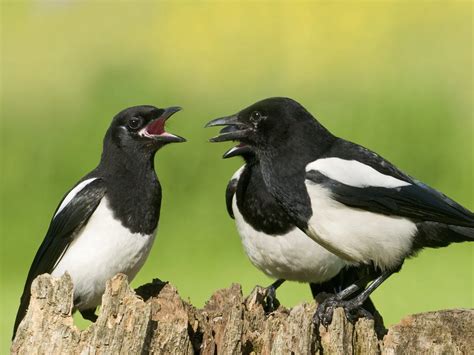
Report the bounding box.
[306,158,411,188]
[54,178,98,218]
[304,182,417,270]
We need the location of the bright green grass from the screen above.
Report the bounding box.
[1,2,472,352]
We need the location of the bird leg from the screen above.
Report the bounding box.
[314,270,394,328]
[263,279,285,313]
[80,308,98,322]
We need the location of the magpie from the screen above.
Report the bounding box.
[206,97,474,325]
[13,105,185,339]
[217,128,384,331]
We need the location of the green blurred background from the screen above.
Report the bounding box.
[1,1,473,351]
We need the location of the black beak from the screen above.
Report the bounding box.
[223,144,253,159]
[143,106,186,143]
[162,106,182,120]
[205,114,251,142]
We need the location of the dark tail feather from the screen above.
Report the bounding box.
[12,280,33,340]
[448,225,474,240]
[413,222,474,251]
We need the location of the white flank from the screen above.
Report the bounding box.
[304,182,417,270]
[54,178,98,218]
[233,194,346,283]
[52,197,156,310]
[306,158,411,188]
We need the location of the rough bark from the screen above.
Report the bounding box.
[11,273,473,354]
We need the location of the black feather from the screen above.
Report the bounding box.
[306,171,474,228]
[225,178,238,219]
[13,178,106,338]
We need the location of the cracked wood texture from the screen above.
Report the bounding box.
[11,274,473,355]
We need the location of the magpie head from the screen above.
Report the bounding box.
[206,97,314,152]
[107,105,186,153]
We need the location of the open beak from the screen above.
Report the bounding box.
[216,125,253,159]
[223,143,252,159]
[205,114,251,142]
[140,106,186,143]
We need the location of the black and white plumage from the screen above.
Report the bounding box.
[206,97,473,324]
[219,140,384,329]
[223,144,345,285]
[13,105,185,339]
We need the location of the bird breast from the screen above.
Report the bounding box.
[233,196,345,283]
[51,197,156,310]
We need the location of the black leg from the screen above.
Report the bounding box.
[263,279,285,313]
[314,270,395,328]
[310,264,380,301]
[338,270,393,311]
[80,308,98,322]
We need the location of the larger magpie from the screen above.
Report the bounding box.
[206,97,474,325]
[13,105,185,339]
[217,131,384,331]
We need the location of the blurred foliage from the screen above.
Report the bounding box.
[1,1,472,351]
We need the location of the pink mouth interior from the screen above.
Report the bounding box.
[146,118,166,135]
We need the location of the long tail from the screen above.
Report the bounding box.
[12,279,34,340]
[448,225,474,240]
[414,222,474,250]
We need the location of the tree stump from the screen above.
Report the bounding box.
[11,273,473,354]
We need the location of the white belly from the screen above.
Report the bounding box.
[305,182,417,270]
[233,198,345,283]
[52,197,156,310]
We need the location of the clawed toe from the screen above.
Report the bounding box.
[263,287,280,313]
[313,296,372,329]
[313,305,334,328]
[344,305,373,323]
[313,297,339,328]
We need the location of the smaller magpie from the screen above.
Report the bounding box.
[216,127,383,328]
[13,105,185,339]
[206,97,474,325]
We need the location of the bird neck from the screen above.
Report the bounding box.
[236,159,296,235]
[98,139,157,180]
[242,153,258,166]
[97,139,162,235]
[257,120,336,226]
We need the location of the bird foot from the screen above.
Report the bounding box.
[313,296,372,329]
[262,285,280,313]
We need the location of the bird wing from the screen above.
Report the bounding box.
[305,148,474,227]
[13,178,106,338]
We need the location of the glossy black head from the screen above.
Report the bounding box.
[106,105,186,153]
[206,97,318,150]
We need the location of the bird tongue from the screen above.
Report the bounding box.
[146,117,166,136]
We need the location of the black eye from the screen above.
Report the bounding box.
[250,111,262,122]
[128,117,143,130]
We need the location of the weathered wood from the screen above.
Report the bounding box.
[11,273,474,354]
